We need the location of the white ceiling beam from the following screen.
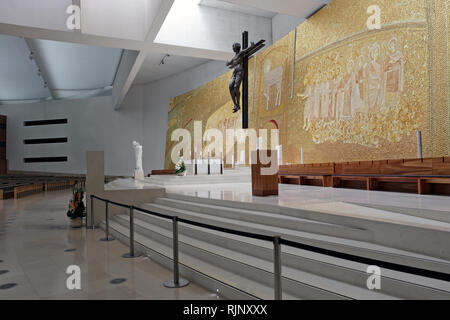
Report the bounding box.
[113,0,175,110]
[220,0,329,18]
[0,22,143,51]
[149,42,233,61]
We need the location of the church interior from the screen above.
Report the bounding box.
[0,0,449,303]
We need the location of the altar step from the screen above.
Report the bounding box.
[104,194,450,300]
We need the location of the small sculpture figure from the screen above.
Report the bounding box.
[132,141,145,181]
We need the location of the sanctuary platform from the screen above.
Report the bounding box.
[100,177,450,299]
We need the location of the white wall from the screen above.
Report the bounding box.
[271,14,305,42]
[142,60,228,172]
[0,85,144,176]
[0,60,228,176]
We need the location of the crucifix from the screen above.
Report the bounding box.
[227,31,265,129]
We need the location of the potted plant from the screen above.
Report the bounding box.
[175,158,187,176]
[66,183,86,228]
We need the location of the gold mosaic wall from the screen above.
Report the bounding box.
[164,0,449,168]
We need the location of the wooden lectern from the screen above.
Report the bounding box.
[251,150,279,196]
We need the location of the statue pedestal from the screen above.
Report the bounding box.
[251,150,279,197]
[134,169,145,181]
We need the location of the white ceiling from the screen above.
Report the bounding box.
[0,0,330,107]
[219,0,330,18]
[0,35,51,102]
[26,39,122,91]
[134,53,210,85]
[199,0,276,18]
[0,35,122,104]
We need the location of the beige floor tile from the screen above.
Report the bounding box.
[0,191,216,300]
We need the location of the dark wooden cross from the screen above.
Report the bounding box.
[242,32,265,129]
[228,31,265,129]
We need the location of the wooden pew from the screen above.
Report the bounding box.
[45,180,75,192]
[14,183,43,199]
[283,157,450,196]
[333,157,450,195]
[279,163,334,187]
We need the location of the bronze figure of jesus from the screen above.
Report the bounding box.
[227,42,245,113]
[227,39,265,114]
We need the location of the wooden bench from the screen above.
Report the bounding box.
[280,174,333,187]
[418,177,450,195]
[14,183,43,199]
[0,175,84,200]
[333,174,418,192]
[279,163,335,187]
[45,180,75,192]
[280,157,450,196]
[332,174,450,195]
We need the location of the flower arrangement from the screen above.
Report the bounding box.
[67,183,86,220]
[175,158,186,176]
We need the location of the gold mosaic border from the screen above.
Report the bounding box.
[428,0,450,157]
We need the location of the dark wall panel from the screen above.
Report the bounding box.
[24,119,67,126]
[24,157,68,163]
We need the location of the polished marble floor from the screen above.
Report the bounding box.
[0,191,220,300]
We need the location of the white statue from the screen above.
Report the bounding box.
[132,141,145,181]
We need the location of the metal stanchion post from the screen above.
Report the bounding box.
[207,151,211,175]
[100,201,114,241]
[122,206,141,258]
[273,236,282,300]
[164,217,189,288]
[195,151,198,175]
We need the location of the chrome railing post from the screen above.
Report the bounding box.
[100,200,114,241]
[164,216,189,288]
[273,236,282,300]
[122,206,141,258]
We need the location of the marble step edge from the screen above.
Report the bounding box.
[117,213,450,296]
[165,193,450,233]
[136,202,450,274]
[104,220,336,300]
[349,202,450,224]
[115,214,450,299]
[141,201,450,266]
[154,197,363,231]
[108,219,393,300]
